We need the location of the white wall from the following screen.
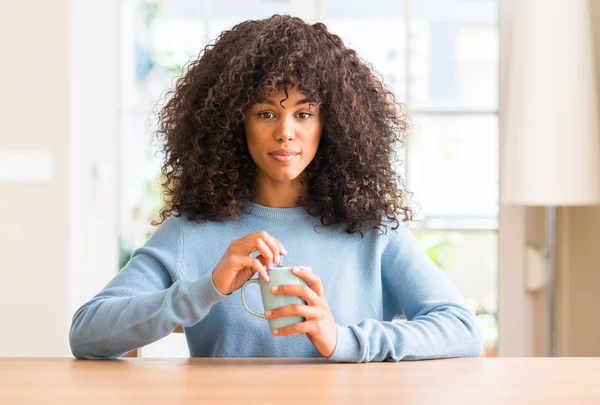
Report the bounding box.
[554,0,600,357]
[0,0,71,356]
[497,0,535,357]
[0,0,119,356]
[498,0,600,357]
[68,0,119,331]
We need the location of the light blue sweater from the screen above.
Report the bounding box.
[69,203,483,362]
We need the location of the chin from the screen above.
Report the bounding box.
[267,168,303,182]
[270,173,301,182]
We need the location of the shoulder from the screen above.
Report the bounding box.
[379,217,421,257]
[145,213,207,260]
[145,214,184,245]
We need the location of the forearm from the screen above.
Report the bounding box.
[329,304,483,363]
[69,273,227,359]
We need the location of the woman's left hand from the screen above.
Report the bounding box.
[265,266,337,358]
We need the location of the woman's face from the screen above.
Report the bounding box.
[244,87,323,183]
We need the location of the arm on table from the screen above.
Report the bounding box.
[329,223,483,363]
[69,216,227,359]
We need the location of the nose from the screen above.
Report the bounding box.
[275,115,295,142]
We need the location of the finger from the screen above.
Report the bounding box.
[240,256,270,282]
[235,232,279,269]
[291,267,324,297]
[265,303,321,321]
[256,231,285,264]
[279,243,288,256]
[255,237,274,269]
[270,283,320,306]
[259,230,287,257]
[237,231,281,266]
[254,254,267,268]
[272,320,314,337]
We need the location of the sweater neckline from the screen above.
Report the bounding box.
[247,202,311,220]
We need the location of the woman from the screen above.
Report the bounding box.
[69,15,483,362]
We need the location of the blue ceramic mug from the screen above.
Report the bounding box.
[241,266,311,332]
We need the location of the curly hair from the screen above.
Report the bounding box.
[154,14,413,236]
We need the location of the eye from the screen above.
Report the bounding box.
[257,111,275,119]
[298,112,313,119]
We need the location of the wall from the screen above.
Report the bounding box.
[552,0,600,357]
[498,0,535,357]
[526,207,547,357]
[0,0,119,357]
[499,0,600,358]
[560,208,600,356]
[0,0,70,356]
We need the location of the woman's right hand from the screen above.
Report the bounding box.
[211,231,287,295]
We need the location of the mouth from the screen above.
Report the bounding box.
[269,149,299,164]
[269,152,299,163]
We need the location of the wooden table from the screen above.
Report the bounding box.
[1,357,599,404]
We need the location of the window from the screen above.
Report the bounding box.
[323,0,499,356]
[119,0,499,356]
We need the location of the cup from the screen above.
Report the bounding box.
[241,266,311,332]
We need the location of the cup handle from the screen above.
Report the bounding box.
[241,279,265,318]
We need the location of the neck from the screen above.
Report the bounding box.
[253,173,307,208]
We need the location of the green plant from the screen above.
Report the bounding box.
[415,225,499,354]
[119,237,134,270]
[415,229,461,270]
[477,310,499,351]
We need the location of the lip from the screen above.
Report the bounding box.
[269,153,298,163]
[269,149,299,156]
[269,149,299,164]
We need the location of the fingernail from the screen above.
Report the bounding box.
[275,254,281,264]
[265,274,270,282]
[265,311,272,317]
[271,286,278,293]
[292,267,299,273]
[281,247,288,255]
[273,330,279,335]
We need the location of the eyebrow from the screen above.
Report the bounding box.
[255,97,317,107]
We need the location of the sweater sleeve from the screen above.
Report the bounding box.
[69,216,228,359]
[329,223,484,363]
